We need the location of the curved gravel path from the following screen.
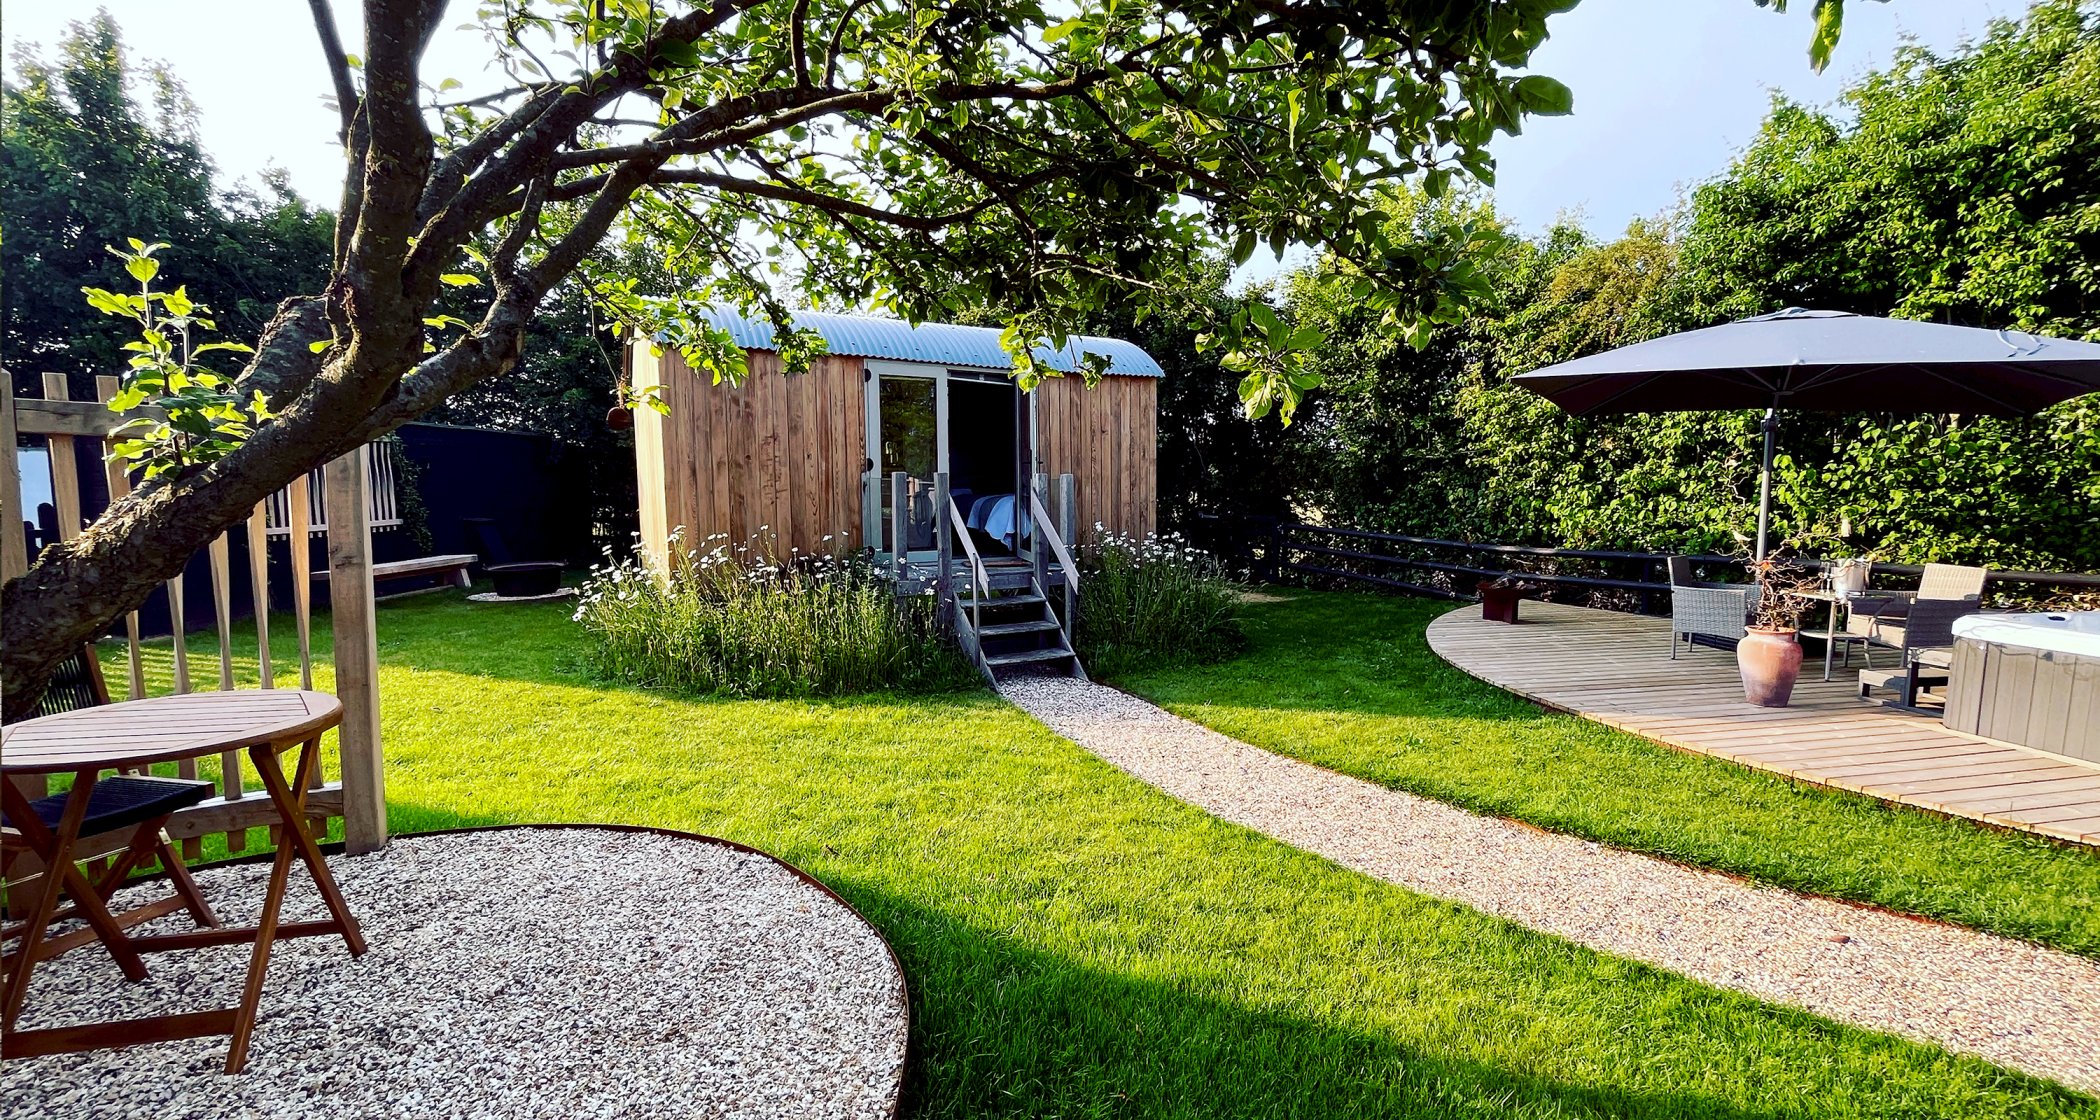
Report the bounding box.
[1001,675,2100,1095]
[2,829,908,1120]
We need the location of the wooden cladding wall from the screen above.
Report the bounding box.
[633,347,868,563]
[1036,375,1157,542]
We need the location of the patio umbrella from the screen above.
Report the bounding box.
[1509,308,2100,557]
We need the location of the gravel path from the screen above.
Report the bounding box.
[1001,675,2100,1094]
[2,830,908,1120]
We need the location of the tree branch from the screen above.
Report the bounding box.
[306,0,359,146]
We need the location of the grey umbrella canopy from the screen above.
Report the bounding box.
[1510,308,2100,557]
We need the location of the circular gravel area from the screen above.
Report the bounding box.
[2,829,908,1120]
[1002,675,2100,1094]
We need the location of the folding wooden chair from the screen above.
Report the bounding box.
[2,648,221,1010]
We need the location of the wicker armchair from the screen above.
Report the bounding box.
[1856,598,1978,709]
[1844,562,1986,664]
[1667,556,1758,658]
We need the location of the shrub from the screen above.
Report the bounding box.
[1075,528,1246,677]
[574,535,976,698]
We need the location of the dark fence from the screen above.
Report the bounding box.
[1192,513,2100,613]
[394,422,593,567]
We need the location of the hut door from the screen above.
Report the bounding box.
[870,372,940,557]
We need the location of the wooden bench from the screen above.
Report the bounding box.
[313,553,476,592]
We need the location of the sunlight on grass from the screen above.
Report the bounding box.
[95,591,2095,1117]
[1116,589,2100,960]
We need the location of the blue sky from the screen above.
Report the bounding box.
[1,0,2027,267]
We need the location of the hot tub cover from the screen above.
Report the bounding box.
[1952,612,2100,659]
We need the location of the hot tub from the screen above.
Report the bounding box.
[1944,612,2099,763]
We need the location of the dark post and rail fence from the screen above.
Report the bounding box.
[1192,513,2100,611]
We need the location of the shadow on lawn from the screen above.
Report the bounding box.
[366,805,1879,1120]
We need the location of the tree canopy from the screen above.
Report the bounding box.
[1272,0,2100,574]
[0,12,334,397]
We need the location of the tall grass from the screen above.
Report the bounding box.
[1075,527,1245,677]
[574,535,976,697]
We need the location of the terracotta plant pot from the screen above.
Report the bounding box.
[1737,626,1804,707]
[605,404,634,431]
[1478,581,1524,624]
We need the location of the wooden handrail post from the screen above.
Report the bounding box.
[324,449,387,855]
[934,472,953,630]
[890,471,908,578]
[1032,472,1050,592]
[1056,473,1076,550]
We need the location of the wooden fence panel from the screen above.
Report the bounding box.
[3,372,384,870]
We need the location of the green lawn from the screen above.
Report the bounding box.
[1115,589,2100,961]
[105,591,2094,1118]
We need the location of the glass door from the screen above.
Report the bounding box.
[874,374,938,556]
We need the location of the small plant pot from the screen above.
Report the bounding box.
[1478,581,1525,624]
[605,405,634,431]
[1737,626,1803,707]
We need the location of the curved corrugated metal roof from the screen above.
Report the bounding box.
[696,308,1164,377]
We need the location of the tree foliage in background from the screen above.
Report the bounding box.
[1,0,1586,713]
[1,12,333,399]
[1278,0,2100,573]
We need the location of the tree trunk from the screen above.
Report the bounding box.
[3,303,392,720]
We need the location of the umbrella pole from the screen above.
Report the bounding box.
[1754,407,1778,560]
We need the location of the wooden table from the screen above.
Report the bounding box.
[1,690,366,1072]
[1798,587,1868,681]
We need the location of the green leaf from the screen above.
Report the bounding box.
[441,273,483,287]
[1808,0,1845,74]
[1041,18,1084,44]
[1513,75,1574,116]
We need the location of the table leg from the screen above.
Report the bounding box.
[252,739,365,957]
[1823,600,1840,681]
[226,737,367,1074]
[223,807,297,1074]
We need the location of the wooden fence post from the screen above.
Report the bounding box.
[0,376,24,582]
[324,449,388,854]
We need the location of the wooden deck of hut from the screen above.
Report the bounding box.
[1427,600,2100,846]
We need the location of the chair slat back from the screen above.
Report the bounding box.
[12,646,110,721]
[1901,598,1978,651]
[1666,555,1696,587]
[1918,563,1988,601]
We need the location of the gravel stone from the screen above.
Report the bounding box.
[2,830,907,1120]
[1002,675,2100,1094]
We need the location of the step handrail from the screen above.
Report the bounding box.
[1028,493,1080,625]
[945,495,990,636]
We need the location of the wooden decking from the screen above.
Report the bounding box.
[1426,601,2100,846]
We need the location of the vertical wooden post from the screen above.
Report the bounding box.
[324,449,388,854]
[890,471,907,579]
[95,376,146,699]
[934,472,952,630]
[0,376,25,583]
[247,504,273,688]
[1032,472,1050,592]
[2,378,43,850]
[39,374,82,544]
[288,478,314,690]
[1057,473,1077,551]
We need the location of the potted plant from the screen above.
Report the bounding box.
[1738,557,1822,707]
[1477,575,1536,624]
